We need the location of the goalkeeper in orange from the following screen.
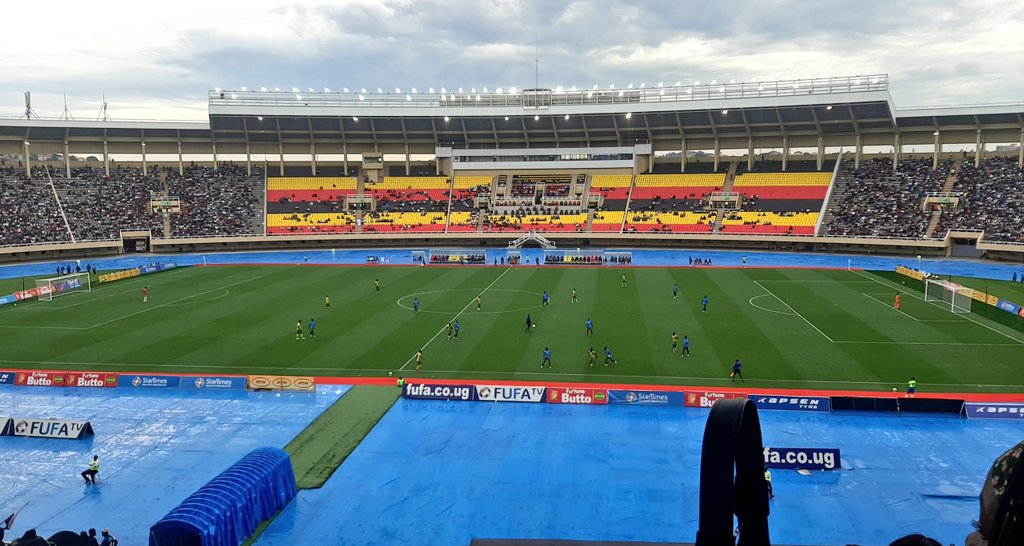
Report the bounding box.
[894,293,902,310]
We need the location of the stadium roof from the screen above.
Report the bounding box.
[2,74,1023,153]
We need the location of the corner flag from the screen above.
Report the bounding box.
[1,503,27,530]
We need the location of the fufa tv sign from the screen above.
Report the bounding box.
[10,418,95,439]
[476,385,546,403]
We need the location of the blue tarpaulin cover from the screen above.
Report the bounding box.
[149,447,297,546]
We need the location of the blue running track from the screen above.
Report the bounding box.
[0,385,345,545]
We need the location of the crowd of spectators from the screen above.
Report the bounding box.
[935,157,1024,242]
[823,158,951,238]
[0,169,71,246]
[163,164,263,237]
[376,191,449,213]
[0,163,265,244]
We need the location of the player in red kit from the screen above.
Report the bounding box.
[143,286,149,303]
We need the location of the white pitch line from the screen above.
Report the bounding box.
[861,292,918,322]
[853,270,1024,345]
[83,277,262,330]
[747,294,796,316]
[833,340,1022,346]
[1,359,1022,389]
[398,267,513,372]
[752,280,835,342]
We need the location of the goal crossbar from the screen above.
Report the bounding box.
[35,272,92,301]
[924,278,972,314]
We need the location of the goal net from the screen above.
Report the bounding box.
[924,278,972,314]
[35,272,92,302]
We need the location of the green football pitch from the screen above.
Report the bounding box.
[1,264,1022,393]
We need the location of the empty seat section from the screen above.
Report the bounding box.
[267,212,357,234]
[267,177,358,202]
[362,211,447,233]
[733,172,831,200]
[720,211,818,234]
[624,211,717,233]
[590,174,632,201]
[484,213,587,232]
[631,174,725,200]
[590,210,624,232]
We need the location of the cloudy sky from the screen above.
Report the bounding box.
[2,0,1022,121]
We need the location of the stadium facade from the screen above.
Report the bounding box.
[1,74,1023,263]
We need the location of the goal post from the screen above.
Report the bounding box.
[35,272,92,301]
[924,278,972,314]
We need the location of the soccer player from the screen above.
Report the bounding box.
[603,347,618,366]
[453,320,460,340]
[671,332,679,353]
[541,347,552,368]
[571,288,578,304]
[681,335,690,357]
[764,469,774,499]
[906,377,917,398]
[731,359,744,382]
[702,295,709,313]
[476,295,482,311]
[374,278,381,294]
[525,314,533,332]
[742,256,747,268]
[446,321,454,340]
[673,283,679,299]
[894,293,902,310]
[415,349,423,373]
[585,318,593,336]
[295,320,304,340]
[413,297,420,312]
[587,347,597,367]
[309,318,316,338]
[142,286,149,304]
[325,294,331,311]
[542,291,550,307]
[621,273,627,287]
[81,455,99,484]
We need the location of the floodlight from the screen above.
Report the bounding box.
[618,91,624,97]
[826,105,833,110]
[358,95,364,101]
[295,94,302,100]
[353,116,359,121]
[721,109,728,115]
[324,87,330,92]
[504,116,509,121]
[429,88,435,93]
[471,88,476,93]
[933,130,940,136]
[378,88,384,93]
[257,116,263,121]
[260,87,267,92]
[534,115,539,121]
[508,87,517,93]
[624,112,632,119]
[406,95,412,101]
[458,87,464,93]
[241,86,247,91]
[444,116,450,122]
[476,94,481,101]
[483,87,488,93]
[564,114,570,120]
[496,87,503,93]
[441,87,447,93]
[412,88,417,93]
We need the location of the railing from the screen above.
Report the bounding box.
[208,75,890,110]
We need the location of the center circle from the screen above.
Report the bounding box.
[396,288,543,315]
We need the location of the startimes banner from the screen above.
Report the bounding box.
[608,389,684,406]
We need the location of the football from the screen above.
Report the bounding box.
[532,323,536,328]
[388,371,393,376]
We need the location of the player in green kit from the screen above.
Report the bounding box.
[671,332,679,353]
[295,320,304,340]
[587,347,597,367]
[375,278,381,294]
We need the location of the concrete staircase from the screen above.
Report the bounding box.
[724,162,738,190]
[817,167,852,234]
[925,209,943,238]
[584,210,595,232]
[711,211,726,232]
[941,168,959,192]
[476,211,486,232]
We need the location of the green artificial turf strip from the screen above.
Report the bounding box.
[1,264,1023,392]
[285,385,401,490]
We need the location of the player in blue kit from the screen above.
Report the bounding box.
[673,283,679,299]
[603,347,618,366]
[585,318,593,336]
[542,291,550,307]
[541,347,552,368]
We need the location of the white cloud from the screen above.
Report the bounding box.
[1,0,1022,120]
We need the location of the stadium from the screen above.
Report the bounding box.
[1,18,1024,546]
